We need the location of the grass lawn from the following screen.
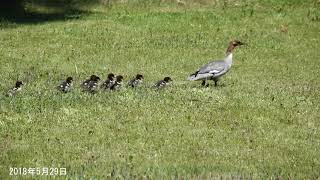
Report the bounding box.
[0,0,320,178]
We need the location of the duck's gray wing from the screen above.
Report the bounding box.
[187,60,227,81]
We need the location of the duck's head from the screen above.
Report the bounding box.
[231,40,245,47]
[227,40,245,53]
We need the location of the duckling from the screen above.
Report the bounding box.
[128,74,144,88]
[57,77,73,93]
[153,77,172,89]
[6,80,24,97]
[81,75,101,93]
[101,73,115,89]
[110,75,124,91]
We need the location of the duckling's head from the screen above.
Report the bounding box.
[107,73,115,80]
[164,77,172,82]
[136,74,144,80]
[116,75,124,82]
[15,81,24,88]
[90,75,100,81]
[66,77,73,83]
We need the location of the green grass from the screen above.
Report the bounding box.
[1,1,320,178]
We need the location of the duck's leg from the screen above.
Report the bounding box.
[201,80,206,86]
[203,77,210,87]
[214,80,218,87]
[212,78,219,87]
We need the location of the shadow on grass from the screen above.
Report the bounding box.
[0,4,93,28]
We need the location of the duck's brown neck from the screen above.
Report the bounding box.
[226,44,235,54]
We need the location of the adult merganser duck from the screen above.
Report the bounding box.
[81,75,100,93]
[57,77,73,93]
[187,40,244,87]
[128,74,144,88]
[110,75,124,90]
[153,77,172,89]
[6,80,24,96]
[101,73,115,89]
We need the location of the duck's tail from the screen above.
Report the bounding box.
[187,71,199,81]
[187,72,212,81]
[187,74,197,81]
